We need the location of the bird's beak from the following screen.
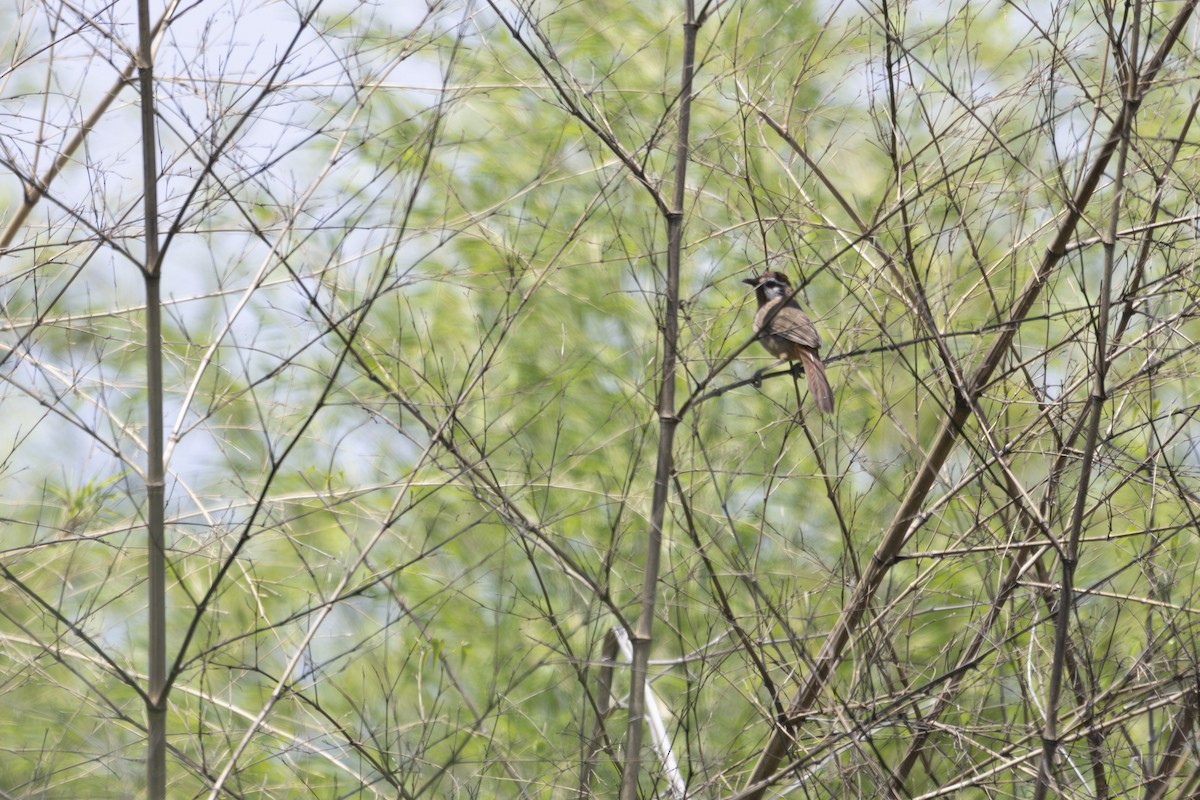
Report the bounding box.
[741,277,757,286]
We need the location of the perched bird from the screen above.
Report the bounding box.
[742,271,834,413]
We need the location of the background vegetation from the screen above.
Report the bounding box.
[2,0,1200,797]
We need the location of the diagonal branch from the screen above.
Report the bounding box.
[739,1,1200,794]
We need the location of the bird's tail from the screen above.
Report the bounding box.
[800,351,834,413]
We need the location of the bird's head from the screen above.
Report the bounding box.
[742,271,793,301]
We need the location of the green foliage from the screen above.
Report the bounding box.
[5,0,1200,796]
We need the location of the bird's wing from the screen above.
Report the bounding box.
[763,303,821,350]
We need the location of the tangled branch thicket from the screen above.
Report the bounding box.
[3,0,1200,797]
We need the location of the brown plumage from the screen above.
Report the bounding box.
[742,271,834,414]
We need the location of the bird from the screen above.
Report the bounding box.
[742,271,834,413]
